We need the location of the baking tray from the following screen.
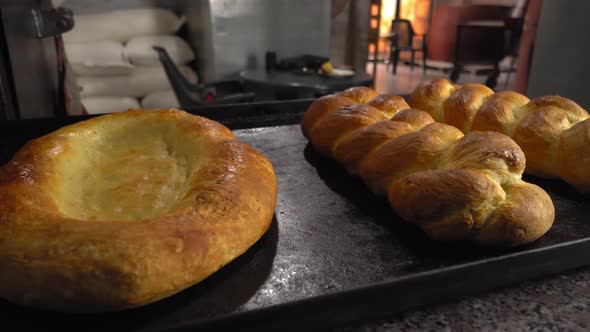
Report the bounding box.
[0,100,589,331]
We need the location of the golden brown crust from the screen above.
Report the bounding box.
[391,109,436,128]
[442,84,494,133]
[301,95,354,139]
[558,119,590,193]
[366,95,410,118]
[444,131,526,184]
[332,120,413,175]
[512,106,572,177]
[309,104,387,157]
[475,182,555,247]
[302,88,555,247]
[519,95,588,120]
[337,86,379,104]
[471,91,530,134]
[410,77,590,191]
[0,109,278,312]
[408,77,458,122]
[389,169,505,241]
[359,123,463,194]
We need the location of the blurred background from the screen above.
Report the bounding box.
[0,0,586,118]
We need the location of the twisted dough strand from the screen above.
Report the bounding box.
[409,78,590,192]
[302,87,554,247]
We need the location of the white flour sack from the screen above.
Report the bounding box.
[78,65,198,98]
[65,40,133,76]
[124,35,195,66]
[141,90,180,109]
[82,97,140,114]
[64,8,186,43]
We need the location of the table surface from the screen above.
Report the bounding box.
[339,265,590,331]
[460,20,507,28]
[240,69,373,93]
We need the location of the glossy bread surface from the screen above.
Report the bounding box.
[410,78,590,192]
[302,88,554,247]
[0,109,277,312]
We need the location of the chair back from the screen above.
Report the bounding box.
[391,19,415,48]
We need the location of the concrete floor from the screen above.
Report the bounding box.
[367,61,516,96]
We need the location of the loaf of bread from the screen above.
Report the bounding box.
[302,87,554,247]
[409,78,590,192]
[0,109,277,312]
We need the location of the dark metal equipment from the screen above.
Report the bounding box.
[31,6,74,39]
[153,46,256,108]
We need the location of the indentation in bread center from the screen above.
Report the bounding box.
[55,122,199,221]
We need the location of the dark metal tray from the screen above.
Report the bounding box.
[0,100,589,331]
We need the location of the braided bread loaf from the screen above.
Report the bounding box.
[302,87,554,247]
[409,78,590,192]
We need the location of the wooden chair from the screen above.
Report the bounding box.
[388,19,427,75]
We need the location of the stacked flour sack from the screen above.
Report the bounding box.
[64,8,197,114]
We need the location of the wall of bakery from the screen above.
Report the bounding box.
[329,0,370,72]
[208,0,331,79]
[60,0,331,81]
[526,0,590,109]
[58,0,330,113]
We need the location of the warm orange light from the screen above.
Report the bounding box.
[369,0,431,57]
[378,40,387,53]
[401,0,417,21]
[377,0,397,58]
[371,18,378,29]
[416,1,429,17]
[379,0,397,36]
[402,0,431,34]
[371,4,379,16]
[369,43,376,54]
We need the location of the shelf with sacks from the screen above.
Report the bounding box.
[63,8,198,114]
